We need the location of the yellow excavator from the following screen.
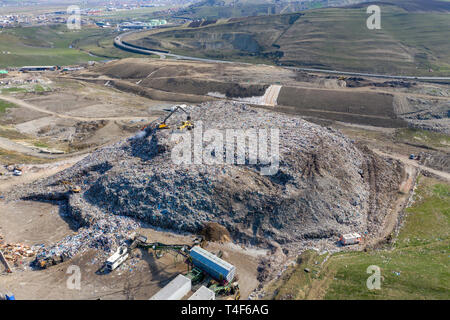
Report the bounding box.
[158,105,194,131]
[61,180,81,193]
[140,105,194,134]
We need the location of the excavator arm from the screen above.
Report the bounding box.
[158,106,193,130]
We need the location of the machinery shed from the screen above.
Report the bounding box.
[149,274,191,300]
[189,246,236,283]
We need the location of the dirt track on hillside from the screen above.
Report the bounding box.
[373,149,450,181]
[0,94,158,122]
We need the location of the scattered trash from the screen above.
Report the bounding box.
[0,234,35,267]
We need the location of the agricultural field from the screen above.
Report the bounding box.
[88,6,173,23]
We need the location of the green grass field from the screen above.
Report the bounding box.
[0,24,141,68]
[267,177,450,300]
[0,99,16,113]
[89,6,173,22]
[395,128,450,150]
[0,147,51,164]
[174,0,327,20]
[277,6,450,75]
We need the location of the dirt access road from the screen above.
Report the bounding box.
[0,137,59,159]
[0,94,157,122]
[262,85,282,106]
[304,162,419,299]
[373,149,450,181]
[0,154,87,193]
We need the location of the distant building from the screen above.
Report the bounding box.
[20,66,56,72]
[150,19,167,26]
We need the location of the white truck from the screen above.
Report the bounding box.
[105,245,129,272]
[340,233,362,245]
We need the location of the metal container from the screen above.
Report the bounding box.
[188,286,215,300]
[189,246,236,283]
[149,274,191,300]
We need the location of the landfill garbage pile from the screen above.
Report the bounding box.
[8,101,403,261]
[0,234,35,265]
[33,215,139,265]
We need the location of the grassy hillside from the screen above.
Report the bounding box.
[0,99,17,113]
[278,5,450,75]
[175,0,367,19]
[129,13,303,64]
[265,176,450,300]
[0,25,139,68]
[128,1,450,75]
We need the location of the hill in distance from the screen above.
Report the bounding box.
[127,0,450,76]
[175,0,371,19]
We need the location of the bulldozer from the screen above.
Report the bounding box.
[35,253,68,269]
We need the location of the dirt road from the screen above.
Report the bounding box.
[0,136,63,159]
[0,154,87,193]
[373,149,450,181]
[263,85,282,106]
[0,94,157,122]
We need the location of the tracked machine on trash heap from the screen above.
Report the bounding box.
[141,105,194,135]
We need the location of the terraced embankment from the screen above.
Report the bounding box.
[276,87,408,128]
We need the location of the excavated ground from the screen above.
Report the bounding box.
[5,101,404,263]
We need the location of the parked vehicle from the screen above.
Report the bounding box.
[105,245,129,271]
[340,233,362,245]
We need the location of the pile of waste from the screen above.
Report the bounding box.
[7,101,403,263]
[0,235,35,264]
[33,214,139,266]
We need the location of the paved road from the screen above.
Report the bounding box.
[115,33,450,81]
[114,35,237,64]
